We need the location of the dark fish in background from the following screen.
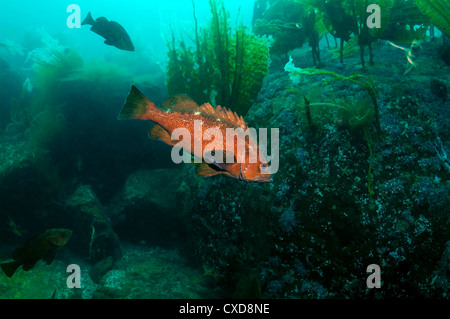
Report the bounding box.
[0,228,72,277]
[82,12,135,51]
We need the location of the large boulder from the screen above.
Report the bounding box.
[65,184,121,263]
[108,168,189,247]
[0,134,60,243]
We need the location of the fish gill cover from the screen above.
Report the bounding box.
[0,0,449,302]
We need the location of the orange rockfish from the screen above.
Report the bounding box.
[119,85,272,182]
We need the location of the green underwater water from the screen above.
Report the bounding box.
[0,0,450,300]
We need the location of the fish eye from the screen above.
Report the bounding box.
[260,163,268,170]
[60,231,66,237]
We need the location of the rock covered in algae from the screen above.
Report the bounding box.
[92,245,222,299]
[65,184,121,263]
[108,169,189,247]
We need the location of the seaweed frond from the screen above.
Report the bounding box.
[165,0,270,115]
[415,0,450,37]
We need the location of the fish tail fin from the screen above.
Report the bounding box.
[81,12,95,26]
[118,85,157,120]
[1,261,20,277]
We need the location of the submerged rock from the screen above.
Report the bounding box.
[183,37,450,298]
[0,134,63,242]
[65,184,121,263]
[108,169,188,247]
[0,258,96,299]
[90,256,114,284]
[92,244,221,299]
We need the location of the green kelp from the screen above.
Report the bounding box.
[415,0,450,38]
[321,0,394,67]
[287,90,375,136]
[165,0,270,116]
[301,9,329,67]
[381,0,429,44]
[285,58,379,195]
[20,31,83,142]
[59,60,133,99]
[4,32,84,197]
[9,31,83,131]
[321,0,354,64]
[0,39,25,56]
[253,0,306,57]
[29,32,83,96]
[268,0,330,67]
[296,0,397,67]
[329,36,360,60]
[348,0,394,68]
[285,57,381,136]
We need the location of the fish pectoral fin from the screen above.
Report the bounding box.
[204,149,236,165]
[44,251,57,265]
[22,260,37,271]
[195,163,222,177]
[148,124,176,146]
[1,261,21,277]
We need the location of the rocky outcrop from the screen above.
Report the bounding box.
[65,184,121,264]
[107,169,189,248]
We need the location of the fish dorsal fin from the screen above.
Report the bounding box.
[199,103,248,130]
[198,102,216,115]
[162,94,200,112]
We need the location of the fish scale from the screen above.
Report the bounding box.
[119,85,272,182]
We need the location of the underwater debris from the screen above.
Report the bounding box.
[81,12,134,51]
[433,137,450,173]
[388,40,422,74]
